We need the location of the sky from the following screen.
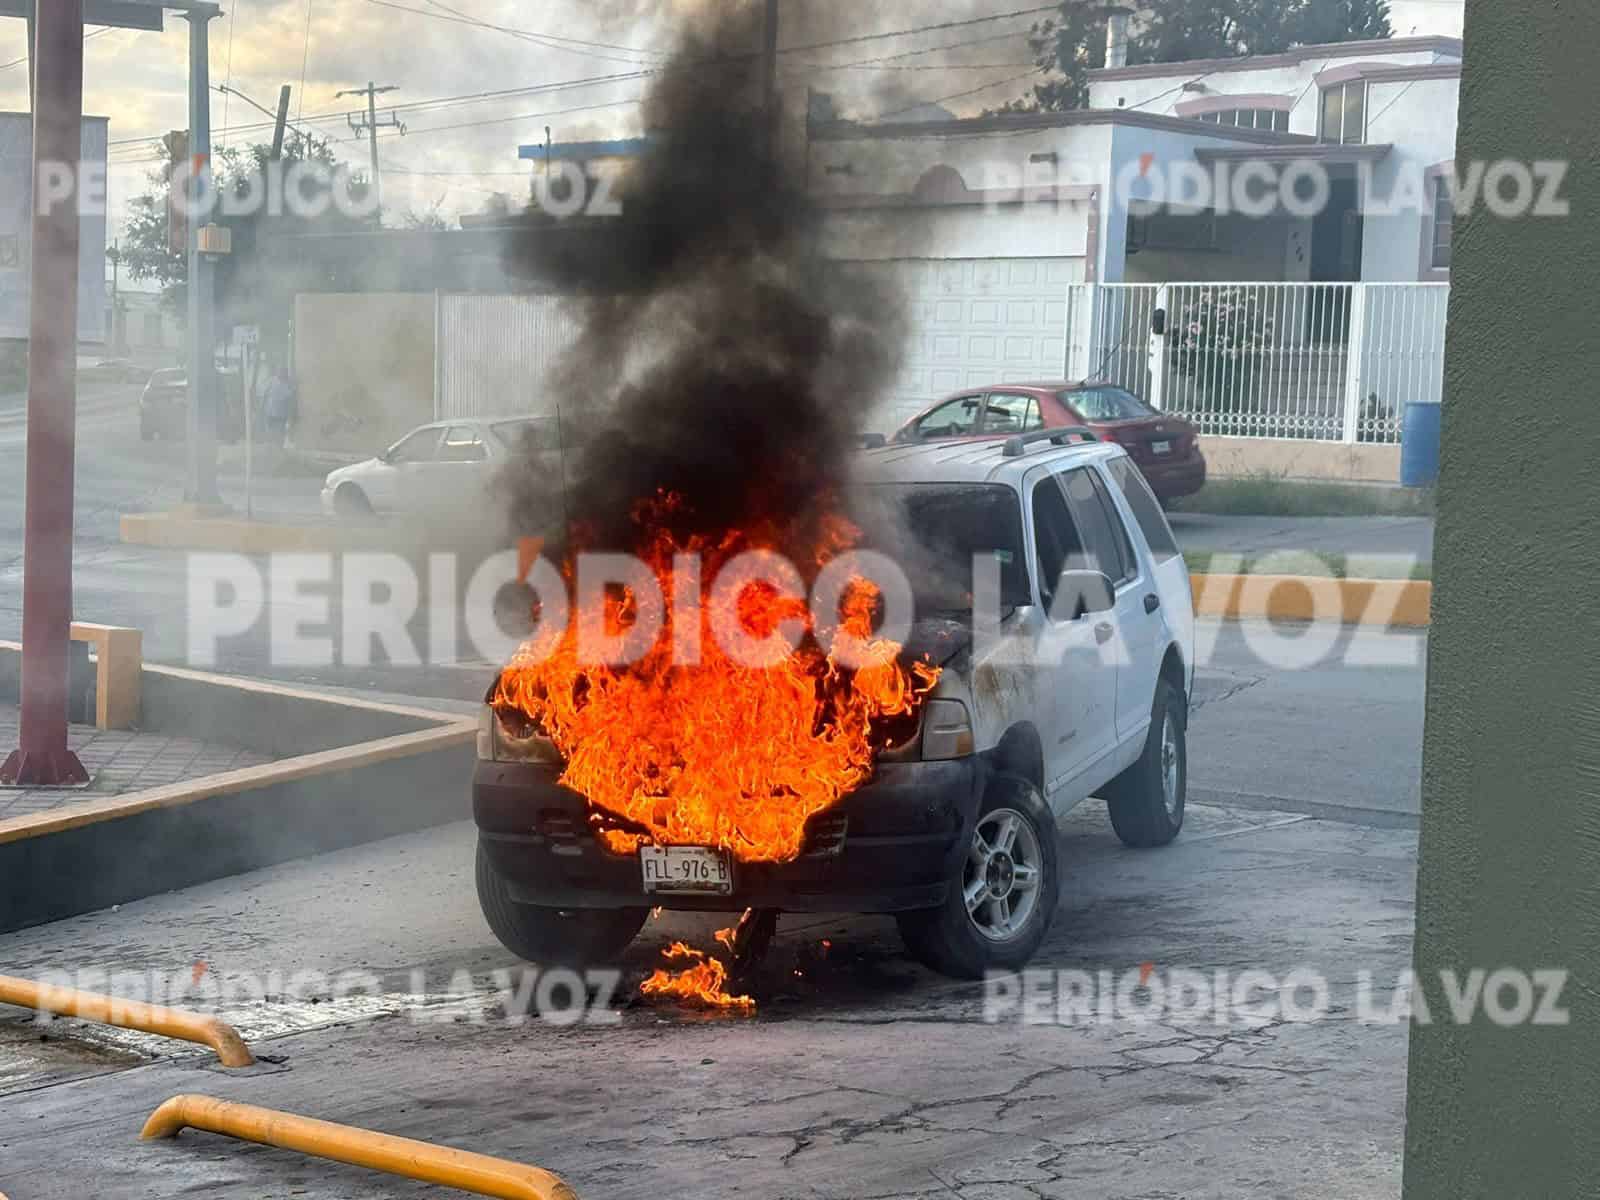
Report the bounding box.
[0,0,1054,243]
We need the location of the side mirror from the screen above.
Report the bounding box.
[859,433,888,449]
[1057,569,1116,620]
[1151,308,1167,337]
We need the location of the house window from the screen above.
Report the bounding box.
[1430,176,1454,270]
[1320,81,1367,144]
[1197,108,1289,133]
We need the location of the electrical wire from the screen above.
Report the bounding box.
[0,26,115,73]
[871,69,1042,122]
[296,0,314,123]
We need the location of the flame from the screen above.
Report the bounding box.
[640,940,755,1012]
[492,494,940,865]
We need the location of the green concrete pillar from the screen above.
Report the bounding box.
[1403,1,1600,1195]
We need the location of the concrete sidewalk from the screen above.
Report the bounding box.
[0,801,1418,1199]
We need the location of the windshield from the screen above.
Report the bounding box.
[1065,387,1152,421]
[846,483,1031,615]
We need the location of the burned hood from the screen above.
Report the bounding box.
[898,617,973,672]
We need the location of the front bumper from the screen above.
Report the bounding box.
[474,757,986,914]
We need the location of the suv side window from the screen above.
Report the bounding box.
[1031,477,1087,619]
[1059,467,1137,586]
[1108,457,1181,563]
[913,395,983,440]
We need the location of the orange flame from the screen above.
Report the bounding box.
[492,494,940,865]
[640,940,755,1012]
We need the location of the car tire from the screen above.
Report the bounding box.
[896,773,1060,980]
[333,484,374,520]
[475,842,648,966]
[1103,679,1187,848]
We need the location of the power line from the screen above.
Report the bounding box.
[365,0,1058,63]
[296,0,314,123]
[366,0,667,65]
[220,0,244,148]
[871,69,1042,122]
[106,70,652,149]
[0,26,115,73]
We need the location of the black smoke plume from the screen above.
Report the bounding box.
[502,0,905,555]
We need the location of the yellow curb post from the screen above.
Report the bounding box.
[141,1095,579,1200]
[1189,573,1433,629]
[0,975,254,1067]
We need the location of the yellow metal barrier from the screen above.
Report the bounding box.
[141,1095,578,1200]
[0,975,254,1068]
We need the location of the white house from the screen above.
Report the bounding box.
[806,33,1465,475]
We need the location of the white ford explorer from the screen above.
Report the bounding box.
[473,427,1197,980]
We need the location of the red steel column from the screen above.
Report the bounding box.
[1,0,89,788]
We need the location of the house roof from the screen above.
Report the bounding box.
[812,107,1315,146]
[1087,35,1463,82]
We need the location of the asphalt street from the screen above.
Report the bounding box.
[0,803,1419,1199]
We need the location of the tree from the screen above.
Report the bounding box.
[1005,0,1392,112]
[120,132,373,367]
[120,131,369,313]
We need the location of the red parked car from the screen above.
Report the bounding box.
[891,381,1207,505]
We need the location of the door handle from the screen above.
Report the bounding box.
[1095,622,1115,645]
[1144,593,1161,614]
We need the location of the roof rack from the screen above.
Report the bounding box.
[1001,427,1099,458]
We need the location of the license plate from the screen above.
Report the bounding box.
[1151,439,1173,455]
[640,846,733,896]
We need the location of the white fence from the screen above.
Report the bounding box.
[1066,282,1449,445]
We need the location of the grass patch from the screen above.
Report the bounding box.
[1184,550,1432,581]
[1172,473,1435,518]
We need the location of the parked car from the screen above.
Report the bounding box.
[137,368,186,440]
[321,415,566,520]
[473,431,1196,978]
[892,381,1207,505]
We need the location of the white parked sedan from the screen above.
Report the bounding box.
[321,416,566,520]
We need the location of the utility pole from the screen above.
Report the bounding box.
[269,83,292,160]
[2,0,88,787]
[184,4,222,506]
[763,0,780,156]
[336,82,402,225]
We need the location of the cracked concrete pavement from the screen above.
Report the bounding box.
[0,798,1417,1199]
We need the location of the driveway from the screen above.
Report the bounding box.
[0,804,1418,1200]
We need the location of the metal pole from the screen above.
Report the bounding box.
[2,0,89,787]
[365,82,381,218]
[184,7,220,506]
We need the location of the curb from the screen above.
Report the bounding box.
[120,512,411,554]
[1191,573,1432,628]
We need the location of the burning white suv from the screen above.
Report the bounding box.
[474,429,1195,979]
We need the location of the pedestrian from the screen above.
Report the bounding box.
[263,366,297,448]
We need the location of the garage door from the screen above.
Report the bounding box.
[835,257,1086,432]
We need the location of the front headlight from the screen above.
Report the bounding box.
[477,705,562,765]
[921,699,976,761]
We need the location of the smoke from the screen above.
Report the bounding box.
[501,0,906,556]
